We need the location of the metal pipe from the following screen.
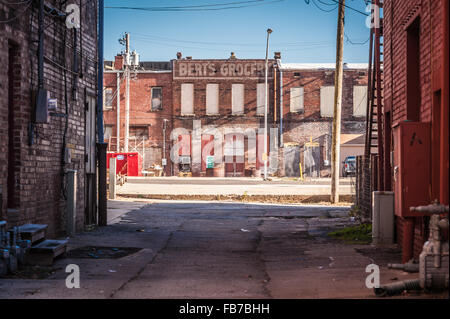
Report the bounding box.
[72,29,79,100]
[278,61,284,148]
[97,0,104,143]
[388,262,419,273]
[273,64,277,123]
[38,0,44,89]
[374,279,421,297]
[264,28,272,181]
[97,143,108,226]
[410,203,449,214]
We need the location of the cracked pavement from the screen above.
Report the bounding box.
[0,200,425,299]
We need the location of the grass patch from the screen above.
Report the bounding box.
[328,223,372,244]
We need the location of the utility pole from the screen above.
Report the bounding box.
[264,28,273,181]
[116,72,121,152]
[331,0,345,203]
[124,33,130,153]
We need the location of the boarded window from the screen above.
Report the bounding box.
[320,86,335,117]
[104,87,113,110]
[151,87,162,111]
[290,87,304,113]
[181,83,194,115]
[129,126,149,139]
[353,86,367,117]
[206,84,219,115]
[256,83,265,116]
[104,125,113,140]
[232,84,244,115]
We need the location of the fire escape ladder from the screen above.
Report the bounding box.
[365,0,385,191]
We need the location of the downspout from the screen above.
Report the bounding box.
[37,0,44,90]
[277,59,284,147]
[441,0,449,204]
[72,29,79,100]
[97,0,107,227]
[97,0,104,143]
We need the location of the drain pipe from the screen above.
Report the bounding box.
[374,279,421,297]
[277,59,284,147]
[388,262,419,273]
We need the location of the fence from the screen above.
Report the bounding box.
[356,154,379,219]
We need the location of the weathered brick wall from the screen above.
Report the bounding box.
[383,0,445,257]
[172,58,276,177]
[281,68,368,177]
[384,0,443,125]
[103,70,173,174]
[0,1,98,237]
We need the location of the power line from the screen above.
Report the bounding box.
[0,0,32,23]
[344,32,370,45]
[105,0,284,12]
[329,0,369,16]
[311,0,337,12]
[305,0,369,16]
[133,33,334,48]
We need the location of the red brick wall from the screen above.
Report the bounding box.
[0,1,98,236]
[281,69,368,122]
[281,68,368,176]
[171,59,275,177]
[383,0,446,258]
[103,71,173,175]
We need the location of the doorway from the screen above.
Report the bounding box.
[224,133,245,177]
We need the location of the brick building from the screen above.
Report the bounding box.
[103,55,173,175]
[375,0,449,262]
[104,52,369,178]
[0,1,99,236]
[171,54,277,177]
[278,63,368,178]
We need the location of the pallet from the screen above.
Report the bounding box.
[26,239,68,266]
[17,224,48,245]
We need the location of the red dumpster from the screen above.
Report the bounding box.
[107,152,142,176]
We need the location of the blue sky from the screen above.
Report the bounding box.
[104,0,371,63]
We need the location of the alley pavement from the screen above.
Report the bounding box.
[0,200,436,299]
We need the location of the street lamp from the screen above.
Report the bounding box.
[264,28,273,181]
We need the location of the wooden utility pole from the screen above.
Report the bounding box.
[331,0,345,203]
[124,33,130,153]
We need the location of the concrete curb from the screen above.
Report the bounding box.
[116,194,355,205]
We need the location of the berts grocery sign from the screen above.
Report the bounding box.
[173,60,273,80]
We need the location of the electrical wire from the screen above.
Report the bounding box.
[329,0,369,16]
[0,0,32,23]
[311,0,337,12]
[132,33,334,48]
[105,0,284,12]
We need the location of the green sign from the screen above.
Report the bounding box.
[206,156,214,169]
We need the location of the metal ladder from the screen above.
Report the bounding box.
[364,0,385,191]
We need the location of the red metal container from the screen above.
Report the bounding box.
[107,152,142,176]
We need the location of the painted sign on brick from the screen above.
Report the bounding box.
[173,60,274,79]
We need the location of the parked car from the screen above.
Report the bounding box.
[342,156,356,177]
